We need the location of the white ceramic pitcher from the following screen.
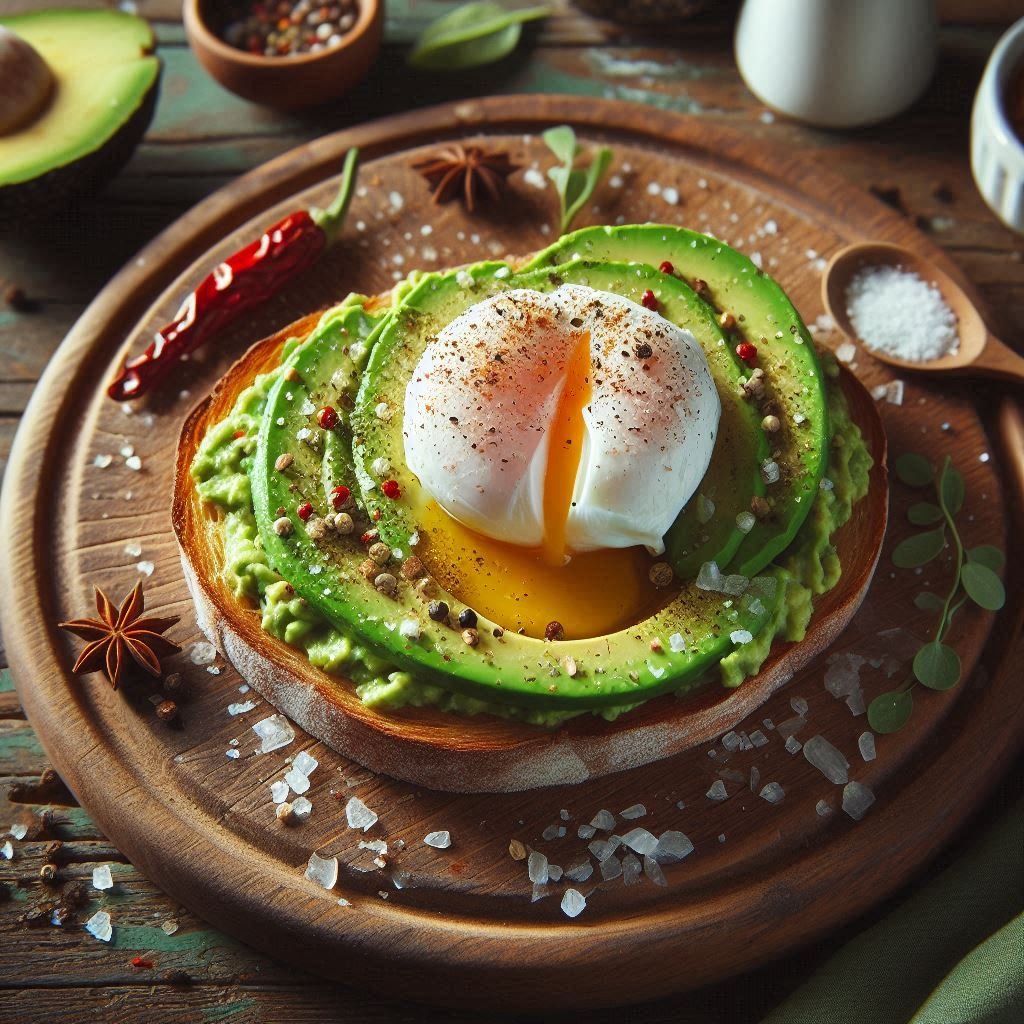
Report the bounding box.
[735,0,939,128]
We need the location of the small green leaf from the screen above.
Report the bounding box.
[542,124,578,165]
[894,453,934,487]
[408,2,550,71]
[967,545,1005,572]
[907,502,943,526]
[562,146,612,231]
[892,529,945,568]
[913,641,961,690]
[961,561,1006,611]
[938,458,965,515]
[914,591,945,612]
[868,689,914,733]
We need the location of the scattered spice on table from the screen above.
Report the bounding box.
[221,0,359,57]
[845,264,959,362]
[58,581,180,689]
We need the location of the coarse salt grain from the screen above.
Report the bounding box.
[227,700,257,716]
[92,864,114,890]
[1,840,12,860]
[620,803,646,820]
[305,851,339,890]
[846,265,959,362]
[270,780,289,803]
[424,831,451,849]
[252,714,295,754]
[9,823,27,841]
[561,888,587,918]
[190,641,217,665]
[85,910,112,942]
[345,797,378,831]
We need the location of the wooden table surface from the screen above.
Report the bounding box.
[1,2,1022,1021]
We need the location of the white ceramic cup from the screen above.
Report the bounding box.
[735,0,938,128]
[971,17,1024,235]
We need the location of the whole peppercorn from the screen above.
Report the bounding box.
[633,341,653,360]
[163,672,183,692]
[374,573,398,596]
[359,559,379,580]
[273,516,294,537]
[545,621,565,641]
[156,700,178,723]
[692,278,709,295]
[719,311,736,330]
[368,542,391,565]
[458,608,478,629]
[761,414,781,433]
[274,452,294,472]
[750,496,772,519]
[401,555,426,580]
[461,628,480,647]
[305,517,329,542]
[648,562,674,588]
[428,600,450,622]
[334,512,355,534]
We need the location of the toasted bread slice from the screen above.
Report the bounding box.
[172,306,888,794]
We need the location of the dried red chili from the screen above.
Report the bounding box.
[108,149,360,402]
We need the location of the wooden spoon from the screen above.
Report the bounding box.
[822,241,1024,385]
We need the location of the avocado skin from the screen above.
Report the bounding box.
[0,68,159,229]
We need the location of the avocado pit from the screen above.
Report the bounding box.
[0,27,53,136]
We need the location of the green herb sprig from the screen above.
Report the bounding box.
[408,2,550,71]
[542,125,613,234]
[867,453,1006,734]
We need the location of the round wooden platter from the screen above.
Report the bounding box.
[2,97,1022,1011]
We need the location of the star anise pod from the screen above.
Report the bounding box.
[59,582,180,690]
[411,144,518,213]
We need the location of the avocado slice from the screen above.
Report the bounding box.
[524,225,829,577]
[0,9,160,219]
[251,260,778,712]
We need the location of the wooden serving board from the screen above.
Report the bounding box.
[1,97,1021,1011]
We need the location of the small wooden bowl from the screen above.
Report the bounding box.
[183,0,382,109]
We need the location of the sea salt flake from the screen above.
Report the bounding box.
[207,666,221,675]
[190,641,217,665]
[777,715,806,740]
[790,695,809,715]
[564,859,594,883]
[561,888,587,918]
[9,823,28,841]
[621,828,658,855]
[749,729,768,747]
[588,837,620,862]
[600,855,622,881]
[842,781,876,820]
[750,765,761,792]
[125,455,142,471]
[644,855,668,886]
[293,751,318,777]
[135,560,155,577]
[824,652,866,698]
[622,853,643,886]
[542,824,560,841]
[730,629,753,645]
[527,850,549,883]
[285,767,310,795]
[662,186,680,205]
[590,809,616,831]
[761,459,780,484]
[722,731,741,751]
[252,715,295,753]
[305,851,339,890]
[531,882,550,902]
[93,453,113,468]
[858,732,877,761]
[785,735,802,754]
[85,910,112,942]
[161,919,179,935]
[226,748,240,760]
[816,799,834,817]
[523,167,547,189]
[270,780,289,804]
[424,831,452,849]
[846,690,867,716]
[345,797,378,832]
[227,700,257,716]
[759,782,785,804]
[577,824,596,840]
[706,780,728,801]
[547,864,563,882]
[399,618,421,640]
[669,632,687,653]
[804,735,850,784]
[2,840,14,860]
[337,897,352,907]
[654,831,694,863]
[620,803,647,820]
[92,864,114,890]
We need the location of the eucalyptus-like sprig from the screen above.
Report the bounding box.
[867,453,1006,734]
[542,125,613,233]
[408,2,550,71]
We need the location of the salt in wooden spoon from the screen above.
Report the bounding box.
[821,241,1024,386]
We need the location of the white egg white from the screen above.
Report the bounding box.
[403,284,721,554]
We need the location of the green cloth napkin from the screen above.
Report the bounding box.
[761,798,1024,1024]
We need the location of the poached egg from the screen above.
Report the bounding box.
[404,284,720,564]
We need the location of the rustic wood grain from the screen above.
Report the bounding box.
[0,95,1020,1013]
[2,3,1023,1020]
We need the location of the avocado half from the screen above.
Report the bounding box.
[0,9,161,223]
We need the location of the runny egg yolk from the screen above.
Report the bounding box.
[418,333,666,640]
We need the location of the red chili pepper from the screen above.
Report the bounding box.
[736,341,758,364]
[640,289,658,311]
[108,150,360,403]
[130,957,154,969]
